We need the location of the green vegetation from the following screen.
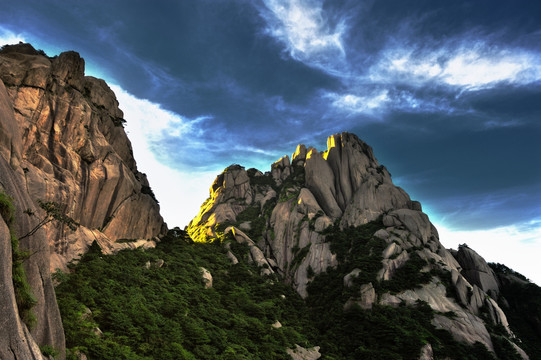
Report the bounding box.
[278,165,304,203]
[380,252,432,294]
[55,230,314,360]
[247,168,276,188]
[53,199,535,359]
[489,263,541,358]
[0,191,37,329]
[40,344,59,359]
[305,218,496,359]
[115,238,138,244]
[20,200,79,241]
[290,244,311,271]
[141,185,159,203]
[227,205,267,241]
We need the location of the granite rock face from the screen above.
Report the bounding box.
[0,43,166,271]
[454,244,500,298]
[0,43,167,359]
[1,75,63,359]
[188,132,528,358]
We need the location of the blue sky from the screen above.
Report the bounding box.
[2,0,541,283]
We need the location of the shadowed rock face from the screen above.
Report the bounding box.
[0,43,166,271]
[454,244,500,298]
[189,132,529,358]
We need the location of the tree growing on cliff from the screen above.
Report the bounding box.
[20,200,79,241]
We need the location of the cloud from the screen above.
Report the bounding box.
[110,84,221,168]
[110,84,224,227]
[324,90,390,115]
[0,26,26,46]
[369,42,541,90]
[111,84,198,143]
[436,220,541,285]
[112,82,285,169]
[259,0,347,75]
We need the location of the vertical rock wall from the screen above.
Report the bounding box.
[1,78,62,359]
[0,43,166,271]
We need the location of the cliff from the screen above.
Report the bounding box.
[0,43,166,271]
[0,43,166,359]
[1,75,64,359]
[188,132,532,359]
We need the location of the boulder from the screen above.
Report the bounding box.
[199,267,213,289]
[344,268,362,288]
[418,343,433,360]
[287,344,321,360]
[344,283,376,310]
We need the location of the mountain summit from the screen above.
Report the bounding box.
[189,132,533,358]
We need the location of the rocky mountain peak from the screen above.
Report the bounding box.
[188,132,531,358]
[51,50,85,91]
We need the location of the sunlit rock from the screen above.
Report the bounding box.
[187,131,530,357]
[0,44,166,271]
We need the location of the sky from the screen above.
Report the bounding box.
[2,0,540,284]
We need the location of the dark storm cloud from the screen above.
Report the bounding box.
[2,0,541,235]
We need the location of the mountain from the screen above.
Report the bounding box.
[0,43,166,271]
[0,43,165,359]
[1,43,540,360]
[188,132,539,359]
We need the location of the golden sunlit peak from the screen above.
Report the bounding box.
[272,155,291,169]
[327,133,346,150]
[327,134,338,149]
[323,133,343,159]
[292,144,308,162]
[305,147,318,160]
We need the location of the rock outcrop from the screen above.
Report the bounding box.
[199,267,213,289]
[287,344,322,360]
[0,43,167,359]
[453,244,500,298]
[188,132,529,358]
[0,43,166,271]
[1,72,64,359]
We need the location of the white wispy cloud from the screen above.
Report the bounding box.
[258,2,541,119]
[436,220,541,285]
[111,84,201,143]
[259,0,347,75]
[369,42,541,90]
[111,84,283,225]
[320,38,541,117]
[324,90,390,115]
[111,84,223,226]
[0,26,26,46]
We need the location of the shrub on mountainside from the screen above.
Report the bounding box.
[1,192,37,329]
[55,230,314,359]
